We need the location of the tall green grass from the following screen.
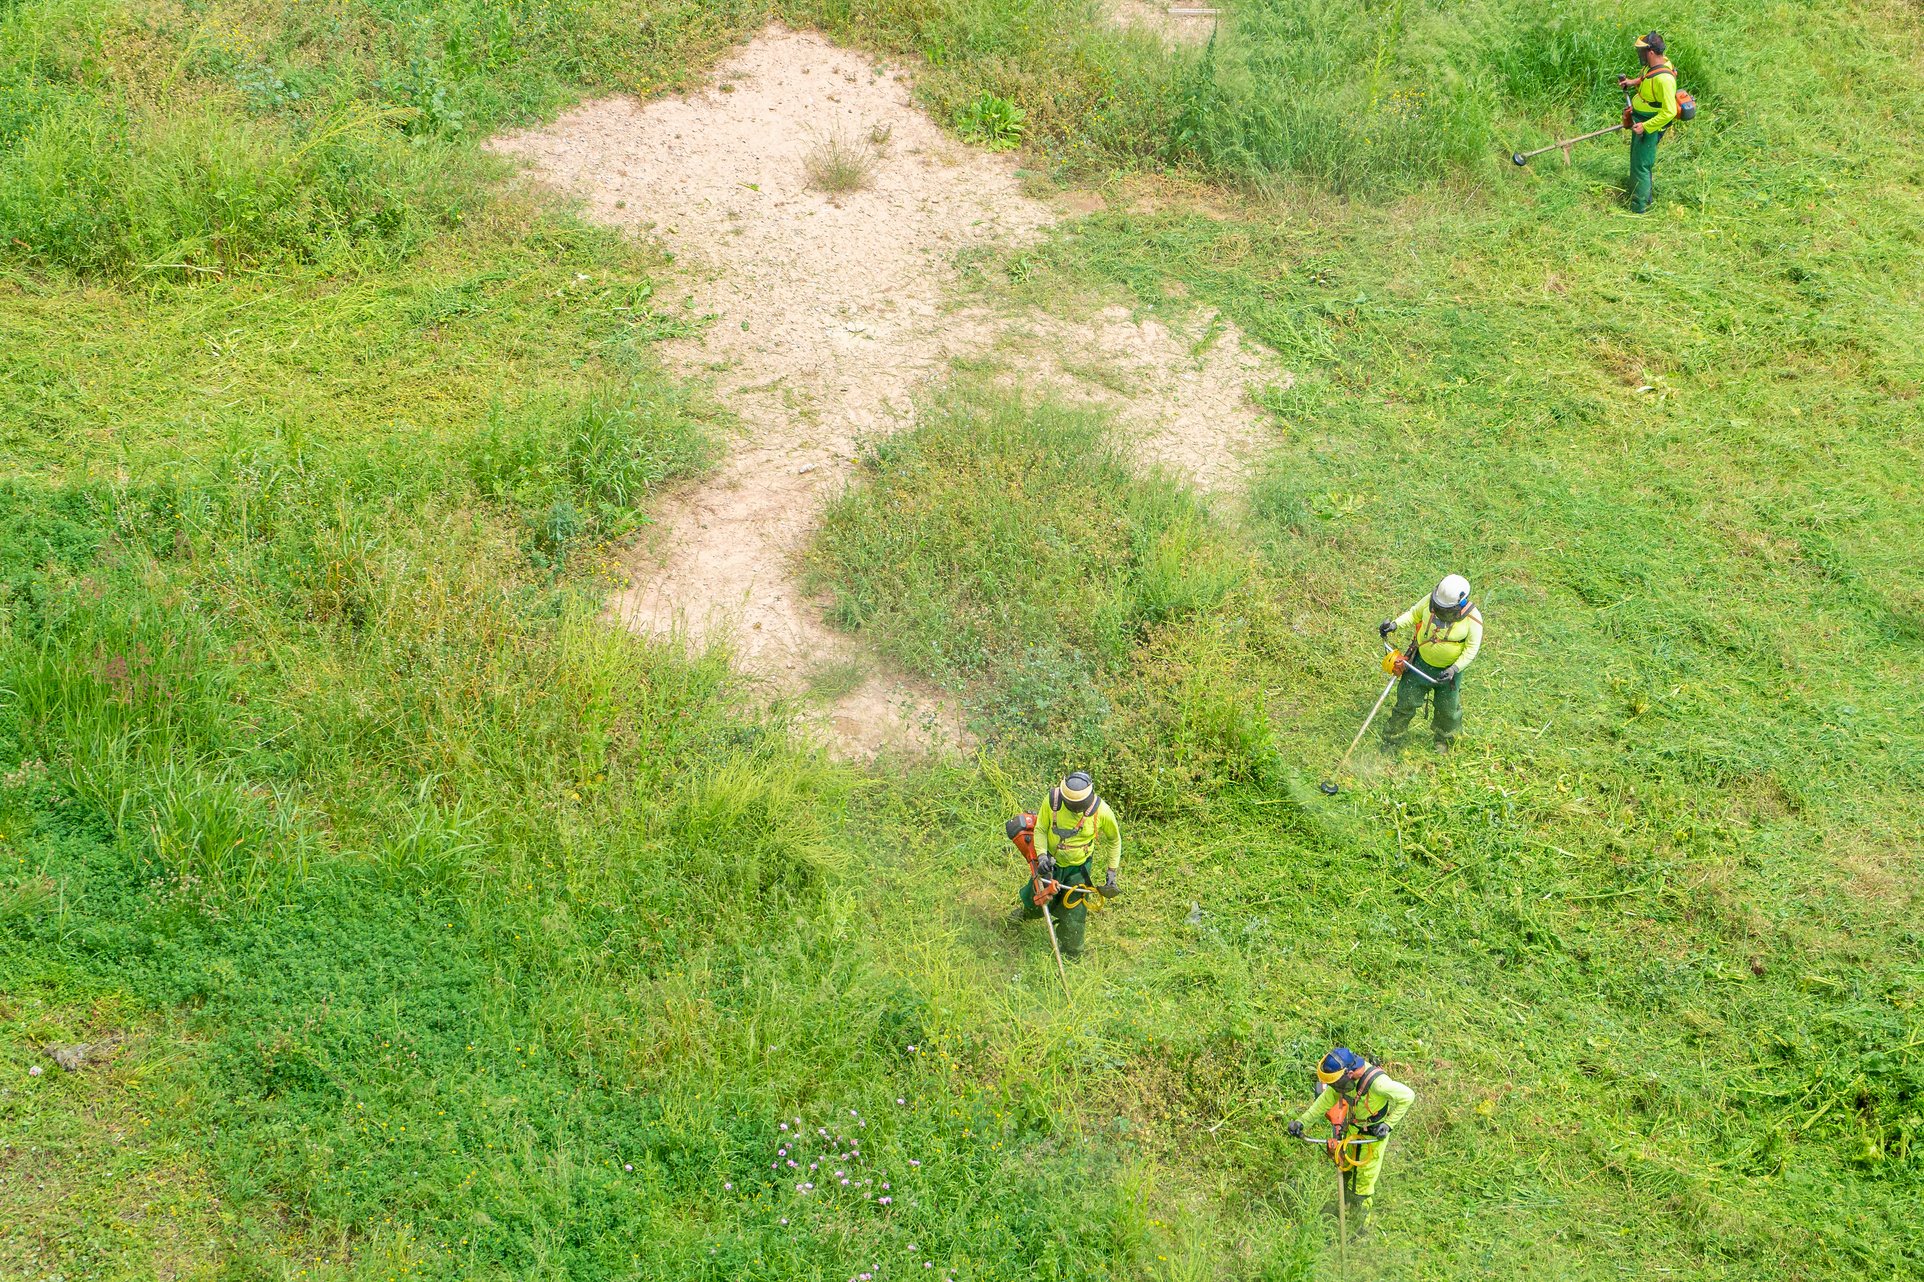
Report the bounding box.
[811,384,1282,816]
[0,0,1828,286]
[0,0,769,279]
[0,396,1154,1276]
[0,96,468,277]
[796,0,1725,191]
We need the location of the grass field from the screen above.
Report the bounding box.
[4,0,1922,1279]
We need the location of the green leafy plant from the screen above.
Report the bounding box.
[385,56,466,137]
[954,90,1026,150]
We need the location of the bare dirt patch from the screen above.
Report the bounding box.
[992,304,1289,498]
[492,25,1287,758]
[1106,0,1223,46]
[493,27,1047,757]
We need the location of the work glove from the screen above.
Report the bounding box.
[1378,619,1395,639]
[1035,853,1056,881]
[1365,1122,1392,1139]
[1099,868,1119,899]
[1438,663,1459,682]
[1287,1121,1305,1139]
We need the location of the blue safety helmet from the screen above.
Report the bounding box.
[1317,1046,1365,1085]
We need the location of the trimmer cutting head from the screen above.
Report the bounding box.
[1511,151,1528,166]
[1319,780,1341,796]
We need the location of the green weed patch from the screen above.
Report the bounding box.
[811,384,1282,814]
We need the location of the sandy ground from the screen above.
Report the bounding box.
[1106,0,1223,46]
[1000,305,1286,497]
[492,25,1285,759]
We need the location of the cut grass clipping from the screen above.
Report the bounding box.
[804,127,877,194]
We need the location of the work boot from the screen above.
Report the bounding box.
[1432,737,1452,755]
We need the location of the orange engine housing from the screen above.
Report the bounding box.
[1009,812,1038,863]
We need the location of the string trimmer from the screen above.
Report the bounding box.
[1513,82,1695,166]
[1004,811,1106,1002]
[1291,1091,1387,1277]
[1511,115,1631,166]
[1319,642,1442,796]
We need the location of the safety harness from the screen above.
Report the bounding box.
[1350,1066,1391,1125]
[1047,786,1102,851]
[1626,62,1697,125]
[1007,808,1109,912]
[1322,1065,1391,1170]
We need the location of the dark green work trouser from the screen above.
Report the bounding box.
[1629,113,1665,213]
[1016,859,1092,958]
[1381,655,1463,745]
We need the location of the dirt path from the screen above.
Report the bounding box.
[1106,0,1222,45]
[996,304,1286,497]
[492,25,1286,759]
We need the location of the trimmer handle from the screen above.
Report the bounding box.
[1381,641,1443,686]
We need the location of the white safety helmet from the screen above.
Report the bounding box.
[1431,574,1472,622]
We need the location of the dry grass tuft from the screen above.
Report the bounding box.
[804,128,877,194]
